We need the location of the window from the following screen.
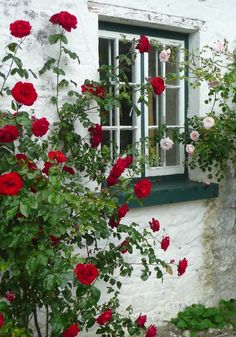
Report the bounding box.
[99,22,188,178]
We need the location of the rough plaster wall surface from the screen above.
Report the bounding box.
[0,0,235,328]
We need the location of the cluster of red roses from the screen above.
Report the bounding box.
[81,82,106,98]
[88,123,103,148]
[136,313,158,337]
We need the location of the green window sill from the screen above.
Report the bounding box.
[119,175,219,208]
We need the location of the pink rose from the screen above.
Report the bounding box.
[160,137,174,150]
[190,130,199,141]
[159,49,171,62]
[203,116,215,129]
[213,41,224,53]
[186,144,195,155]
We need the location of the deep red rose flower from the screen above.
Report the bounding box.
[49,235,60,246]
[48,150,67,163]
[119,240,129,254]
[96,309,112,325]
[42,162,53,175]
[136,35,151,53]
[4,291,16,302]
[123,155,133,167]
[149,218,160,232]
[88,124,103,148]
[16,153,37,171]
[161,236,170,251]
[106,174,119,187]
[134,179,152,199]
[11,81,38,106]
[117,204,129,219]
[136,314,147,327]
[0,172,23,195]
[146,324,158,337]
[10,20,31,38]
[110,157,127,177]
[178,258,188,276]
[0,312,4,328]
[62,323,80,337]
[81,83,106,98]
[50,11,77,32]
[0,125,19,143]
[73,263,99,285]
[32,117,49,137]
[150,77,166,95]
[63,165,75,175]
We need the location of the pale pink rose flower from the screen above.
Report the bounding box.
[203,116,215,129]
[205,178,211,185]
[160,137,174,150]
[186,144,195,155]
[190,130,200,142]
[208,80,218,88]
[213,41,224,53]
[159,49,171,62]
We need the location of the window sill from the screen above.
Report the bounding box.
[119,175,219,208]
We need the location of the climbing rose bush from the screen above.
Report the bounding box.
[0,13,188,337]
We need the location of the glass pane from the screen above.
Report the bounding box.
[148,129,160,167]
[166,142,180,166]
[120,87,132,125]
[166,46,179,85]
[99,38,114,80]
[102,130,117,159]
[120,130,133,152]
[148,93,158,126]
[148,48,156,77]
[119,41,133,82]
[166,88,179,125]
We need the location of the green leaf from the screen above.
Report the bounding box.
[28,68,38,79]
[53,67,66,76]
[176,319,187,329]
[0,72,6,79]
[62,47,80,63]
[39,58,56,75]
[76,283,88,297]
[58,79,69,89]
[19,201,30,217]
[7,42,18,52]
[133,104,142,116]
[48,34,68,45]
[90,286,101,304]
[87,317,95,328]
[13,56,23,68]
[2,54,13,62]
[50,96,57,105]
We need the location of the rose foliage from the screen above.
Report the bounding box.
[0,13,189,337]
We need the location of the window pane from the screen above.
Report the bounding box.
[120,130,133,152]
[99,38,114,80]
[148,48,157,77]
[102,130,117,159]
[166,88,179,125]
[120,87,133,125]
[166,46,179,85]
[119,41,133,82]
[148,129,160,167]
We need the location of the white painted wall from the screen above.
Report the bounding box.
[0,0,235,331]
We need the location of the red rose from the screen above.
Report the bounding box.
[0,312,4,328]
[73,263,99,285]
[63,165,75,175]
[0,125,19,143]
[0,172,23,195]
[49,235,60,246]
[117,204,129,219]
[177,258,188,276]
[16,153,37,171]
[49,11,77,32]
[134,179,152,199]
[42,162,53,175]
[32,117,49,137]
[150,77,166,95]
[96,309,112,325]
[62,323,80,337]
[4,291,16,302]
[123,155,133,167]
[149,218,160,232]
[88,124,103,148]
[81,83,106,98]
[48,150,67,163]
[161,236,170,251]
[146,324,158,337]
[11,82,38,106]
[136,314,147,327]
[106,174,119,187]
[10,20,31,38]
[136,35,151,53]
[118,240,129,254]
[110,157,127,177]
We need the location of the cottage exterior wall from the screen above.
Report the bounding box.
[0,0,235,329]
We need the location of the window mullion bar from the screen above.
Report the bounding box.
[108,40,113,158]
[161,48,167,167]
[114,38,120,155]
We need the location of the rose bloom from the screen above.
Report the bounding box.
[178,258,188,276]
[0,312,4,328]
[208,79,219,88]
[49,11,77,32]
[73,263,99,285]
[62,323,80,337]
[203,116,215,129]
[4,291,16,302]
[110,157,127,177]
[62,165,75,175]
[150,77,165,95]
[48,150,67,163]
[117,204,129,218]
[49,235,60,246]
[42,162,53,175]
[106,174,119,187]
[10,20,31,38]
[213,41,224,53]
[186,144,195,155]
[96,309,113,325]
[11,81,38,106]
[134,178,152,199]
[190,130,199,142]
[81,83,106,98]
[32,117,49,137]
[159,49,171,62]
[0,172,23,195]
[136,314,147,327]
[136,35,151,53]
[149,218,160,232]
[123,155,133,167]
[146,324,158,337]
[160,137,174,150]
[119,240,129,254]
[88,124,103,148]
[0,125,19,143]
[16,153,37,171]
[161,236,170,251]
